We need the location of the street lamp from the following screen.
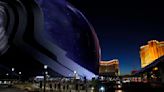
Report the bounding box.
[43,65,48,92]
[45,71,48,75]
[73,71,77,79]
[19,72,22,75]
[12,68,15,72]
[6,73,9,79]
[99,86,105,92]
[11,68,15,80]
[18,72,22,81]
[44,65,48,69]
[74,71,77,74]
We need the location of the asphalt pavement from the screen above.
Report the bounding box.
[0,88,27,92]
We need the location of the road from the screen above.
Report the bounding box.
[0,88,27,92]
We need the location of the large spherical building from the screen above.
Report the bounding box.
[0,0,100,79]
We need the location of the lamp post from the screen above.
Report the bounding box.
[6,73,9,79]
[18,72,21,81]
[44,65,48,70]
[6,73,9,76]
[43,65,47,92]
[19,72,21,75]
[11,68,15,79]
[45,71,48,75]
[73,71,77,79]
[12,68,15,72]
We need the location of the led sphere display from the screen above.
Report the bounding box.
[0,0,101,79]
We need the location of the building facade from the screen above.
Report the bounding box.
[99,59,119,76]
[140,40,164,68]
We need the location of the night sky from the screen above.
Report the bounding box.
[68,0,164,75]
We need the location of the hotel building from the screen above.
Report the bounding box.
[99,59,120,76]
[140,40,164,68]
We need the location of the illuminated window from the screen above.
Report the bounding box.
[153,67,158,71]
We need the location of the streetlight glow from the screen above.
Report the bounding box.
[12,68,15,71]
[74,70,77,74]
[99,86,105,92]
[19,72,22,75]
[45,71,48,75]
[6,73,9,76]
[44,65,48,69]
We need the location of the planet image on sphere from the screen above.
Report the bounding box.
[0,0,100,79]
[35,0,101,79]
